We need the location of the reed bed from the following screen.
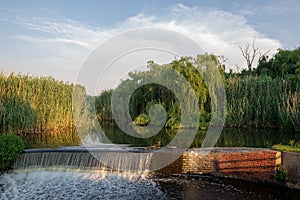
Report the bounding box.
[0,73,76,135]
[226,76,300,131]
[1,72,300,137]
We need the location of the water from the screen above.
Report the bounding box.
[9,125,299,199]
[2,146,300,199]
[22,124,298,149]
[1,170,300,199]
[14,148,153,173]
[156,174,300,200]
[0,171,165,200]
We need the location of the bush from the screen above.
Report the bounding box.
[275,165,288,182]
[134,113,150,126]
[0,134,24,171]
[165,116,180,129]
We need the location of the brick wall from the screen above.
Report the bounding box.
[157,148,281,183]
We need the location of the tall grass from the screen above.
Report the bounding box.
[226,75,300,132]
[0,73,76,135]
[279,91,300,132]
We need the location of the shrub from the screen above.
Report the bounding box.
[134,113,150,126]
[0,134,24,171]
[275,165,288,182]
[165,116,181,129]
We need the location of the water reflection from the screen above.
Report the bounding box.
[22,124,297,149]
[156,175,300,200]
[22,130,80,149]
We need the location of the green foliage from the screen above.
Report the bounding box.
[289,139,296,146]
[134,113,150,126]
[95,48,300,131]
[275,165,288,182]
[278,92,300,132]
[272,144,300,153]
[0,73,78,134]
[0,134,24,171]
[226,76,289,128]
[256,47,300,85]
[96,55,224,129]
[72,86,97,139]
[95,90,113,121]
[0,96,35,133]
[165,116,181,129]
[199,112,211,129]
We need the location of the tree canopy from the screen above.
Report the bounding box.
[256,47,300,84]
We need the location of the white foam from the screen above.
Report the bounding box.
[0,171,166,200]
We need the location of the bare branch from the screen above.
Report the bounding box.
[238,36,269,72]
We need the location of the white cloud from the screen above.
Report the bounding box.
[16,17,112,49]
[238,10,254,16]
[117,3,281,69]
[0,4,282,93]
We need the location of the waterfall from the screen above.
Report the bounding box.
[14,149,153,173]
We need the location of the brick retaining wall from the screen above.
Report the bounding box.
[157,148,281,183]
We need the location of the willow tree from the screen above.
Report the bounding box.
[96,56,221,128]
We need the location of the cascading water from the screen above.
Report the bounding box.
[14,149,153,173]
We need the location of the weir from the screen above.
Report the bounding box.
[14,145,186,173]
[14,147,283,184]
[14,148,153,173]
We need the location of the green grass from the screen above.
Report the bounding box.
[272,144,300,153]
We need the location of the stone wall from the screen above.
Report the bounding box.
[282,152,300,189]
[157,148,281,183]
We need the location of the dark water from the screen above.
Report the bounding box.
[22,124,298,149]
[156,174,300,200]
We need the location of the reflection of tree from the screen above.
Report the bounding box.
[99,125,294,148]
[101,123,176,147]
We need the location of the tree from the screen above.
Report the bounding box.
[239,37,270,72]
[96,55,216,128]
[256,46,300,85]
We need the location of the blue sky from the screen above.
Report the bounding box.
[0,0,299,93]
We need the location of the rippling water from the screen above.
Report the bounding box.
[1,170,300,200]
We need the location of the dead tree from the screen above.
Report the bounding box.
[239,37,269,72]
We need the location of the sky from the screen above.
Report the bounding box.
[0,0,299,94]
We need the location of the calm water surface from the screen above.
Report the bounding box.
[22,124,298,149]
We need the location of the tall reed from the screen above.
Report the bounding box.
[0,73,76,135]
[279,91,300,132]
[226,76,297,130]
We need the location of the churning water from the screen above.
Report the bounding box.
[0,171,164,200]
